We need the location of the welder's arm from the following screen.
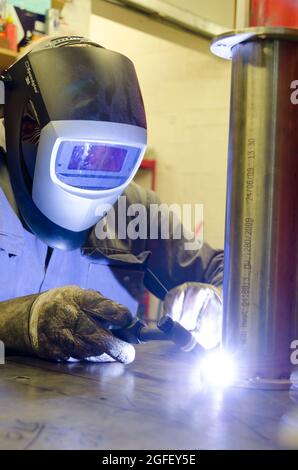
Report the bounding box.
[143,189,224,298]
[142,190,223,349]
[0,286,135,363]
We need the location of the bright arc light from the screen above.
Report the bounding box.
[200,350,236,387]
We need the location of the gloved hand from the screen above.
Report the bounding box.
[0,285,135,364]
[163,282,222,350]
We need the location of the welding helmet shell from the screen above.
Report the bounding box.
[2,36,147,250]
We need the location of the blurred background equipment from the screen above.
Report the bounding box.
[0,1,89,70]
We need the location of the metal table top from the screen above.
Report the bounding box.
[0,342,297,450]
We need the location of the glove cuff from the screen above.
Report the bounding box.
[0,293,40,356]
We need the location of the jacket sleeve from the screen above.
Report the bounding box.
[0,294,39,356]
[142,188,224,299]
[85,182,224,300]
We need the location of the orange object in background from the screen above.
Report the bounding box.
[5,21,17,51]
[250,0,298,27]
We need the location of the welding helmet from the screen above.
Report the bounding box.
[2,36,147,250]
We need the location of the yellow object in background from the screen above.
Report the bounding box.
[51,0,67,13]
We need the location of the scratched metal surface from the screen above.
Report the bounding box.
[0,342,296,450]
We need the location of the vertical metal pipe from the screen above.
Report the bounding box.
[211,28,298,388]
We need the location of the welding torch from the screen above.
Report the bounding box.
[114,268,205,355]
[113,315,205,355]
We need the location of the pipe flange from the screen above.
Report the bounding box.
[211,27,298,59]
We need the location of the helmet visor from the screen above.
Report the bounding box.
[55,140,142,190]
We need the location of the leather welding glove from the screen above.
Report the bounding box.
[163,282,223,350]
[0,285,135,363]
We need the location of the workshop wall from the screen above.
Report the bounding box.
[89,14,231,249]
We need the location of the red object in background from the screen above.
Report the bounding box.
[5,23,17,51]
[250,0,298,27]
[140,159,156,191]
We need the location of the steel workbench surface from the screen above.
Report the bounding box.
[0,342,297,450]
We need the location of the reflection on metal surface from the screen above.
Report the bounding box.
[278,407,298,450]
[0,340,4,364]
[2,343,295,449]
[289,369,298,404]
[211,28,298,387]
[199,350,237,388]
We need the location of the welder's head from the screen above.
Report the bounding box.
[2,36,147,250]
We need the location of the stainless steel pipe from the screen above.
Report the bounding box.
[211,28,298,388]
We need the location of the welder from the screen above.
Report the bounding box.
[0,36,223,364]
